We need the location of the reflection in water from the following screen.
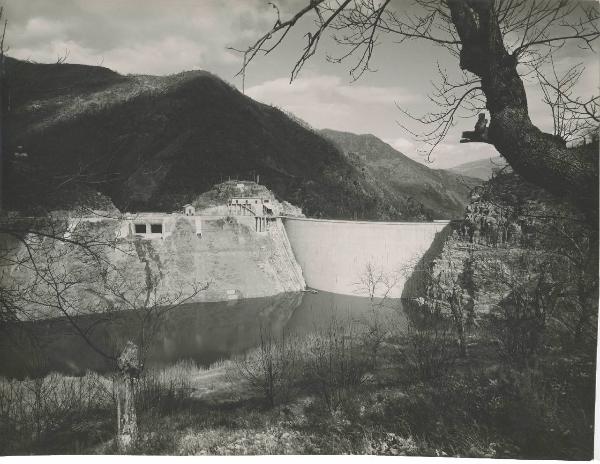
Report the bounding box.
[0,291,406,378]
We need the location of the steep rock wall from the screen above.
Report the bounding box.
[153,216,305,302]
[1,216,306,320]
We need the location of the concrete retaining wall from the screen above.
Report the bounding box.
[283,218,450,298]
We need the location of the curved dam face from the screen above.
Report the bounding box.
[283,218,451,298]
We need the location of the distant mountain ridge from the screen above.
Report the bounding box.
[4,57,476,220]
[319,129,482,219]
[448,156,508,180]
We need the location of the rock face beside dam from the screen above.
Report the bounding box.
[1,215,306,320]
[150,216,306,302]
[282,218,451,298]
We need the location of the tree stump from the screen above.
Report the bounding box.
[116,341,142,453]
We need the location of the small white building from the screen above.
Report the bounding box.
[125,213,202,240]
[183,204,195,216]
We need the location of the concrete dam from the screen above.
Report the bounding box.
[283,218,451,298]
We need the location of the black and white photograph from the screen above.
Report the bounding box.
[0,0,598,459]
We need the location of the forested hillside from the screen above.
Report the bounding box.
[4,58,473,220]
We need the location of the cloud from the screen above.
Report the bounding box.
[246,74,498,169]
[385,137,498,169]
[246,74,418,133]
[385,137,416,153]
[4,0,276,75]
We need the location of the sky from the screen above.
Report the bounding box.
[4,0,599,169]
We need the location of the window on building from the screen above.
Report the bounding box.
[151,224,163,234]
[135,224,146,234]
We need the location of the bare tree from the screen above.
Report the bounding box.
[354,261,399,301]
[235,0,599,223]
[354,262,399,367]
[232,327,298,406]
[536,56,599,144]
[0,213,209,451]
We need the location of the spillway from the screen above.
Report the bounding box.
[282,218,451,298]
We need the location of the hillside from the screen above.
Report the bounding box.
[447,156,507,180]
[192,180,304,217]
[320,129,481,219]
[4,57,472,220]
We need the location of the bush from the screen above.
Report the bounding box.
[363,432,419,456]
[231,329,300,407]
[299,320,371,412]
[399,316,459,383]
[0,372,113,454]
[136,359,195,413]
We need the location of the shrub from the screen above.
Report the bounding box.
[400,316,459,383]
[0,372,113,454]
[363,432,419,456]
[231,329,300,407]
[299,320,370,412]
[136,359,196,413]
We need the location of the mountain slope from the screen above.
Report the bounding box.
[320,129,481,219]
[448,156,507,180]
[4,57,474,220]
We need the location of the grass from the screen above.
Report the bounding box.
[0,371,114,454]
[0,313,595,458]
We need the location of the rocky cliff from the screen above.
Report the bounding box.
[1,214,306,321]
[416,169,598,351]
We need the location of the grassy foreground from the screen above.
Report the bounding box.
[0,315,595,458]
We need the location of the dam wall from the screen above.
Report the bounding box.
[283,218,451,298]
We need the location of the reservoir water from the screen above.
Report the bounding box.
[0,291,407,378]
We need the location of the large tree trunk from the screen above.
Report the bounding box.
[448,0,598,225]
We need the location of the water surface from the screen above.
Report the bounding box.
[0,291,406,378]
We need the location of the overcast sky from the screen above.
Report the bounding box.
[4,0,599,168]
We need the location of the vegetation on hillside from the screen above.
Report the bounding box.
[448,156,508,180]
[191,181,304,217]
[3,57,471,221]
[321,129,481,219]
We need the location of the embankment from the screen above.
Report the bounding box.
[153,216,305,302]
[1,215,306,320]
